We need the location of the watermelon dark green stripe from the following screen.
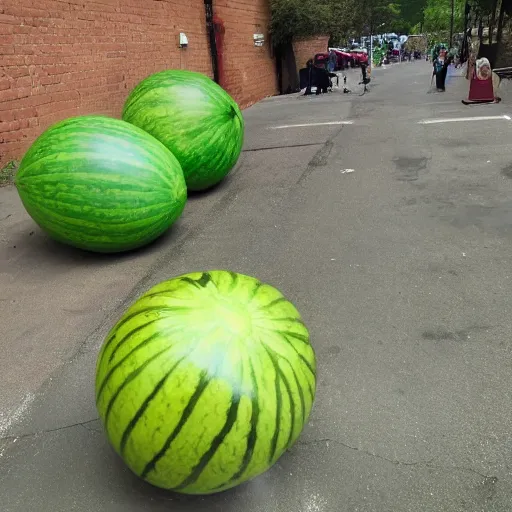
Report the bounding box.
[261,344,284,464]
[98,306,192,367]
[261,297,288,309]
[97,330,175,403]
[298,354,316,378]
[270,317,306,325]
[120,355,187,456]
[225,355,260,485]
[273,354,297,449]
[175,394,241,490]
[103,345,176,427]
[140,371,210,480]
[260,339,308,439]
[275,333,316,403]
[19,199,175,234]
[288,360,306,425]
[174,358,244,489]
[20,125,177,185]
[228,271,239,290]
[105,307,193,363]
[248,281,264,302]
[305,377,316,404]
[274,329,310,344]
[181,272,213,289]
[280,333,316,376]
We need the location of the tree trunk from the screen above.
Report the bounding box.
[496,0,506,43]
[489,0,498,43]
[449,0,455,47]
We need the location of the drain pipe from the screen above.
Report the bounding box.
[204,0,220,84]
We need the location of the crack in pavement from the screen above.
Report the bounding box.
[297,438,495,481]
[0,418,101,442]
[243,142,324,152]
[1,429,498,485]
[296,125,345,185]
[297,438,433,466]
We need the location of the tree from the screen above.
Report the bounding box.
[351,0,404,35]
[398,0,429,28]
[269,0,333,45]
[422,0,465,35]
[329,0,361,44]
[270,0,472,48]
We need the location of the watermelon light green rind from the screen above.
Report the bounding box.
[15,115,187,253]
[95,270,316,495]
[122,70,244,191]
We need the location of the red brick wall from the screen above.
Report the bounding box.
[0,0,277,166]
[293,35,330,69]
[215,0,277,109]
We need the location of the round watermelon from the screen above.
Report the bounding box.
[95,271,316,494]
[122,70,244,191]
[15,115,187,253]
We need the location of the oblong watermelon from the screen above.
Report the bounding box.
[122,70,244,191]
[15,115,187,253]
[95,270,316,494]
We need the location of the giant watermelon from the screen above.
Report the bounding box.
[95,271,316,494]
[15,116,187,253]
[122,70,244,191]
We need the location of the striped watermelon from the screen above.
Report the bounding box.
[95,271,316,494]
[15,116,187,253]
[122,70,244,192]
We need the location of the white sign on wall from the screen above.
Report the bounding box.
[254,33,265,47]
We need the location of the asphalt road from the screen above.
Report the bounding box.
[1,63,512,511]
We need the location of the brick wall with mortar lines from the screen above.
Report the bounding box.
[293,35,330,70]
[215,0,277,110]
[0,0,277,166]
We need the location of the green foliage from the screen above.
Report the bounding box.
[352,0,407,34]
[0,160,18,187]
[422,0,465,35]
[471,0,498,16]
[329,0,361,44]
[270,0,406,45]
[398,0,429,28]
[269,0,333,45]
[270,0,468,46]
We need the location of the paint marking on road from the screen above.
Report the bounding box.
[340,169,355,174]
[418,115,511,125]
[270,121,354,129]
[0,392,35,439]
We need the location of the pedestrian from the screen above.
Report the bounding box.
[304,59,314,95]
[433,48,450,92]
[328,49,337,73]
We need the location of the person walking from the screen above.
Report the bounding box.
[433,47,450,92]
